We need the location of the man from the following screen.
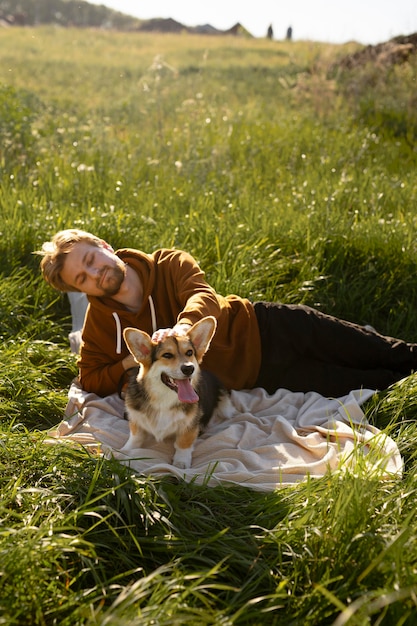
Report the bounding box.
[39,228,417,398]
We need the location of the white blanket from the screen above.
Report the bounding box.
[48,380,402,491]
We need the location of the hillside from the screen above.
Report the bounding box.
[0,0,252,36]
[0,0,140,29]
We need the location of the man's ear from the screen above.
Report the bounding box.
[100,240,114,252]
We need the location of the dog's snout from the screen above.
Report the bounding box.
[181,363,195,377]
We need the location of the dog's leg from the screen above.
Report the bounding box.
[173,426,199,469]
[120,420,146,453]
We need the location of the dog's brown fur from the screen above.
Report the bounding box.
[120,316,233,468]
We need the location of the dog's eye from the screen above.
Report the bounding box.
[162,352,174,359]
[185,349,194,357]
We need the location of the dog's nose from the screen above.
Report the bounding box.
[181,364,194,377]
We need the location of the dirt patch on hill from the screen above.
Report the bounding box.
[338,33,417,70]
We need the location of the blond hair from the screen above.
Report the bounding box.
[38,229,104,292]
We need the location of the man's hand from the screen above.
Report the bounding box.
[152,323,192,343]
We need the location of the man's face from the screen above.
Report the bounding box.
[60,242,126,296]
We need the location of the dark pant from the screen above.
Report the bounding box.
[254,301,417,397]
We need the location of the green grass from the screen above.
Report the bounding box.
[1,26,417,624]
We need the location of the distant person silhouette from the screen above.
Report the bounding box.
[286,26,293,41]
[267,24,273,40]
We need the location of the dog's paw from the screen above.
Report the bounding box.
[119,436,144,454]
[173,460,189,469]
[173,447,192,469]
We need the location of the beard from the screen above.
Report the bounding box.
[98,259,126,296]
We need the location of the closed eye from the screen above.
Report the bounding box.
[75,252,95,286]
[75,270,87,287]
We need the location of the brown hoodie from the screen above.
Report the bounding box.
[78,248,261,396]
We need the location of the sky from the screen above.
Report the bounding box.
[88,0,417,45]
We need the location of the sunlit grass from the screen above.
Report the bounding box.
[1,26,417,625]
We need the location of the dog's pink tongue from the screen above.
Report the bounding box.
[176,379,199,403]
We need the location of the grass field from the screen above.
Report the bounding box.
[1,26,417,625]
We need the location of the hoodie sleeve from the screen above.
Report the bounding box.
[154,249,261,390]
[154,249,224,326]
[77,308,131,396]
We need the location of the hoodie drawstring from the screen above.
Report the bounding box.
[112,312,122,355]
[112,296,157,354]
[148,295,157,334]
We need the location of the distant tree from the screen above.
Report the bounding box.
[267,24,273,40]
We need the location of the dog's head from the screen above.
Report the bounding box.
[123,316,217,404]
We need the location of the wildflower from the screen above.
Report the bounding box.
[77,164,95,172]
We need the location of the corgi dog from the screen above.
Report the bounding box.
[120,316,232,469]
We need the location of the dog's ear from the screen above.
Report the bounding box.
[187,316,217,362]
[123,327,153,363]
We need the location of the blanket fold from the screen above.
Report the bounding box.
[48,380,402,491]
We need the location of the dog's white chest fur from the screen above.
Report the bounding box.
[120,399,199,469]
[128,404,190,443]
